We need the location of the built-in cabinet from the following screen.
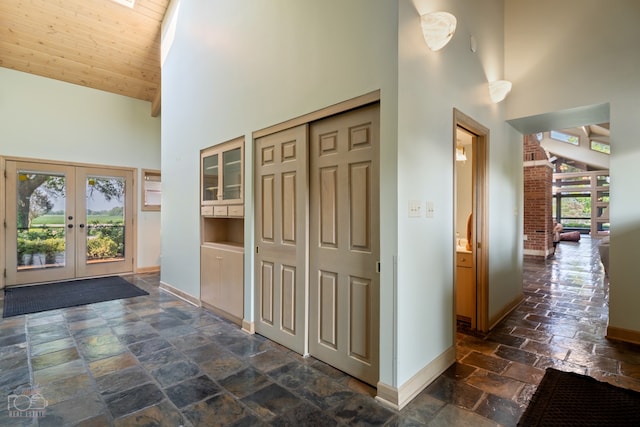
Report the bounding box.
[200,137,244,325]
[456,250,475,328]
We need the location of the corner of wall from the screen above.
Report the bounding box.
[376,345,455,410]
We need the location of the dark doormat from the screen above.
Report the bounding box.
[518,367,640,426]
[2,276,149,318]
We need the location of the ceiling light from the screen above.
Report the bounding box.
[489,80,512,103]
[420,12,457,51]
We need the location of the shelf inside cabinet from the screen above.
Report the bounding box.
[202,217,244,246]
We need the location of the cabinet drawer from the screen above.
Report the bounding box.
[201,206,214,216]
[228,205,244,217]
[456,252,473,268]
[213,206,228,216]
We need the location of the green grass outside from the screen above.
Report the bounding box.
[31,214,123,225]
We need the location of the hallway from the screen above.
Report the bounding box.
[1,236,638,426]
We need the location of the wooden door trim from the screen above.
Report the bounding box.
[1,155,139,173]
[252,90,380,139]
[453,108,490,333]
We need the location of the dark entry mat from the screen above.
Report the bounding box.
[3,276,148,318]
[518,367,640,426]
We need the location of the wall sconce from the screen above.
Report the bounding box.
[489,80,512,103]
[456,146,467,162]
[421,12,457,51]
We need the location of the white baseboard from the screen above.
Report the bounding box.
[159,281,200,307]
[376,345,456,410]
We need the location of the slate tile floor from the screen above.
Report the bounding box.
[1,235,639,426]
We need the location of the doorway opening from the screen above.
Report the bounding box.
[453,109,489,334]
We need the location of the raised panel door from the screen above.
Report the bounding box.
[309,103,380,386]
[254,124,308,354]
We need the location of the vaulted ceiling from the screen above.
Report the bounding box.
[0,0,171,116]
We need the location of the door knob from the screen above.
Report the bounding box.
[67,224,74,228]
[79,224,85,228]
[68,216,73,220]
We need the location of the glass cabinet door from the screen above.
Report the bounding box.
[222,147,242,200]
[202,153,219,201]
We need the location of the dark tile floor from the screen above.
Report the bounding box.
[1,235,638,426]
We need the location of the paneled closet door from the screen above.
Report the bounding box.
[254,125,309,354]
[309,103,380,386]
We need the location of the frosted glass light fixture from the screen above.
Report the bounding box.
[489,80,512,103]
[420,12,457,51]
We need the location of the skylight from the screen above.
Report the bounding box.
[111,0,135,8]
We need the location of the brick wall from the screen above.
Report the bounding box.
[523,135,554,257]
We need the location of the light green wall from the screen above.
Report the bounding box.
[505,0,640,332]
[397,0,522,385]
[0,68,161,269]
[162,0,524,391]
[161,0,399,384]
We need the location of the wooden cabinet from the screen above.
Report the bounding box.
[201,137,244,217]
[456,251,475,327]
[200,137,245,325]
[201,244,244,323]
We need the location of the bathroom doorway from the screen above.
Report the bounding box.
[453,109,489,333]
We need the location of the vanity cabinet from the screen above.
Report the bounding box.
[200,137,244,325]
[456,251,475,327]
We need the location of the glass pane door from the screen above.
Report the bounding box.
[76,167,133,278]
[202,153,219,202]
[223,147,242,200]
[5,162,135,285]
[5,161,76,285]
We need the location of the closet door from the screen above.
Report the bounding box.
[254,125,308,354]
[309,104,380,386]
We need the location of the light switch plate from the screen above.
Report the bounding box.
[426,201,435,218]
[409,200,422,218]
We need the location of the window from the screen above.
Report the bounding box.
[110,0,135,8]
[556,193,591,229]
[550,130,579,145]
[590,140,611,154]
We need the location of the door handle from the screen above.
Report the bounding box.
[67,224,74,229]
[79,224,85,228]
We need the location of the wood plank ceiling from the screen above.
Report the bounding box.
[0,0,170,116]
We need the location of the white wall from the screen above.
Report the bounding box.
[0,68,161,270]
[396,0,522,386]
[505,0,640,332]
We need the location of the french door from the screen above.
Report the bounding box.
[5,160,134,286]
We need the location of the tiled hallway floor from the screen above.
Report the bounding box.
[2,235,639,426]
